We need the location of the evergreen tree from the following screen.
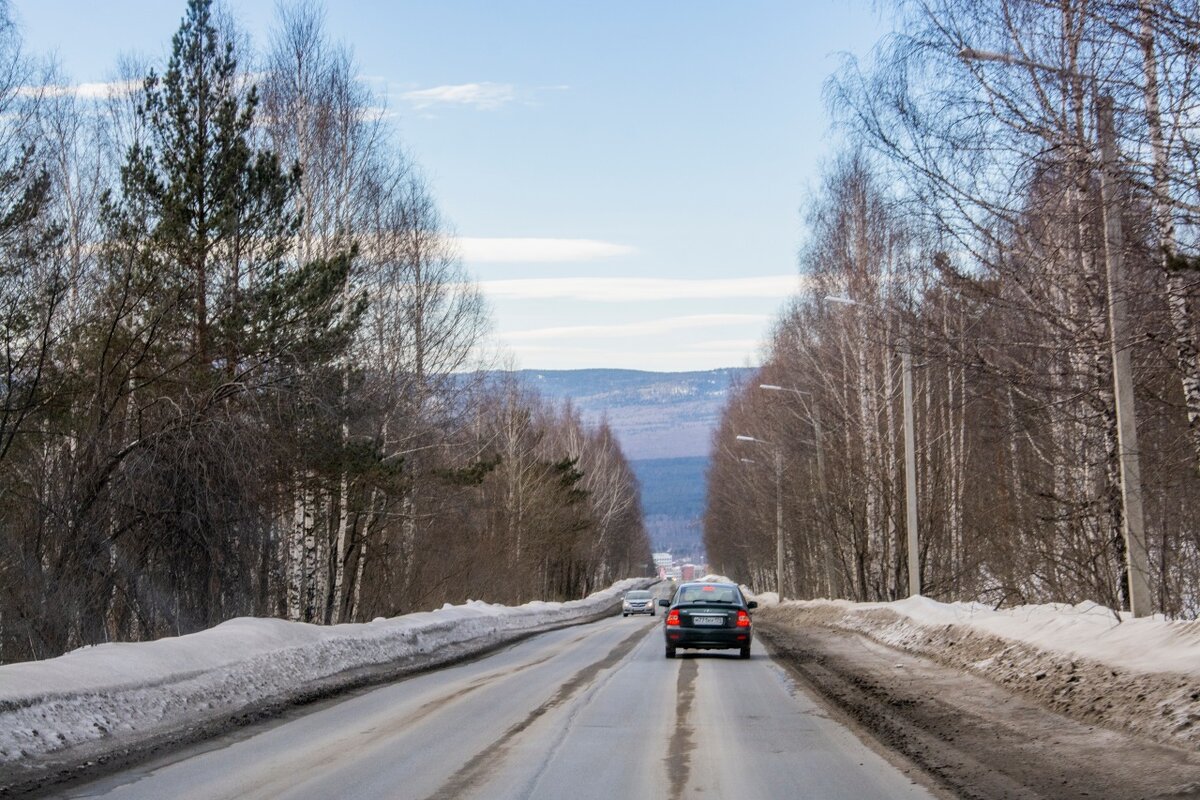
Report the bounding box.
[81,0,363,633]
[109,0,357,386]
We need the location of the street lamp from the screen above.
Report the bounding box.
[823,295,921,598]
[759,383,839,597]
[735,434,785,600]
[959,47,1152,618]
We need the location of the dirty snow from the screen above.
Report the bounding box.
[759,596,1200,748]
[0,579,652,777]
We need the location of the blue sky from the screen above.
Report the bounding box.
[13,0,892,372]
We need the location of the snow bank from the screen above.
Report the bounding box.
[0,579,652,785]
[873,596,1200,674]
[759,597,1200,748]
[749,590,781,607]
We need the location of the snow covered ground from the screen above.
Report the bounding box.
[757,595,1200,749]
[0,578,653,788]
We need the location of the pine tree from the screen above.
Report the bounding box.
[110,0,358,386]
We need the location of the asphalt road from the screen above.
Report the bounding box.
[54,609,935,800]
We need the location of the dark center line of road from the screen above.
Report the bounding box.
[666,658,699,800]
[391,649,563,732]
[422,625,650,800]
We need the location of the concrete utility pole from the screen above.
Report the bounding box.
[774,446,785,600]
[901,349,920,597]
[958,47,1151,617]
[1097,95,1152,617]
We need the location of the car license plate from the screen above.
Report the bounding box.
[693,616,723,626]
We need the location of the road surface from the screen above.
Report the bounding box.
[54,610,935,800]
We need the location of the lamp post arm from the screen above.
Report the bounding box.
[958,47,1075,78]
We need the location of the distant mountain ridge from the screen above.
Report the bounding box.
[517,368,752,460]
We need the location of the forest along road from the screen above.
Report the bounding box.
[47,615,936,800]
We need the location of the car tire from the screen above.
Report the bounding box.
[665,645,676,659]
[622,612,628,617]
[739,645,751,660]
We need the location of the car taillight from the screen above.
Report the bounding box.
[736,610,751,628]
[666,609,680,626]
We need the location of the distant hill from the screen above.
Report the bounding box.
[513,368,753,558]
[629,456,708,560]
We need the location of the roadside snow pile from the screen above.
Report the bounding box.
[0,578,651,785]
[760,597,1200,749]
[749,590,780,607]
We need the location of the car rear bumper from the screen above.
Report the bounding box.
[665,626,751,649]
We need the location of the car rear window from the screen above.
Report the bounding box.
[677,585,739,604]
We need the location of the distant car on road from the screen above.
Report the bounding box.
[622,589,656,616]
[660,581,757,659]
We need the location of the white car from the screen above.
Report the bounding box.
[622,589,655,616]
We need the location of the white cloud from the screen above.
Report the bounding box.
[459,237,635,263]
[401,82,517,110]
[360,106,398,122]
[480,275,801,302]
[685,338,763,351]
[503,314,767,341]
[19,79,140,100]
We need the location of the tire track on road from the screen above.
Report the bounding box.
[666,658,698,800]
[422,625,650,800]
